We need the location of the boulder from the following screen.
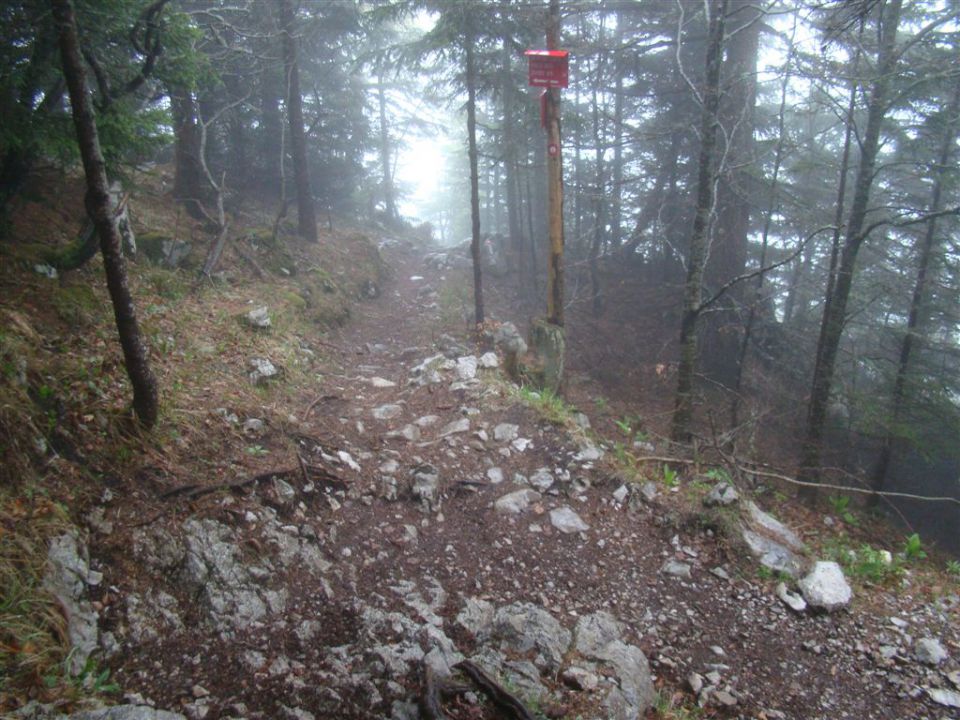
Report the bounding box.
[574,611,624,657]
[372,404,403,421]
[915,637,948,666]
[740,502,805,578]
[455,356,478,380]
[245,306,272,329]
[43,532,98,675]
[410,464,441,512]
[494,489,541,514]
[248,358,278,385]
[549,506,590,534]
[775,582,807,613]
[493,423,519,442]
[798,561,851,612]
[491,602,571,672]
[704,482,739,507]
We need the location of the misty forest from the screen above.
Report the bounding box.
[2,1,960,718]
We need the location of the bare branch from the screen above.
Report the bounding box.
[699,225,836,314]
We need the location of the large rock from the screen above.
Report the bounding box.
[180,519,286,635]
[245,306,272,329]
[66,708,187,720]
[573,612,654,720]
[740,501,805,578]
[704,482,739,507]
[494,488,541,514]
[549,506,590,533]
[915,637,948,666]
[455,355,478,380]
[798,561,851,612]
[526,318,565,392]
[248,358,278,385]
[493,423,519,442]
[43,532,98,675]
[456,597,495,638]
[491,603,571,672]
[410,464,441,511]
[595,641,656,720]
[741,530,804,578]
[745,501,804,550]
[372,404,403,421]
[139,233,191,269]
[574,612,624,657]
[439,418,470,437]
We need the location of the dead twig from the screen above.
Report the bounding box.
[159,469,296,500]
[632,455,960,506]
[453,660,538,720]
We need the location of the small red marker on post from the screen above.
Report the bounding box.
[524,49,570,89]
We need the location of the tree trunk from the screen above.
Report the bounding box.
[376,65,398,225]
[259,60,283,193]
[869,77,960,501]
[670,0,727,443]
[589,34,606,318]
[809,41,861,406]
[170,87,206,220]
[702,3,760,386]
[53,0,158,428]
[609,8,625,249]
[465,32,484,328]
[545,0,565,327]
[501,30,527,295]
[278,0,317,242]
[799,0,903,497]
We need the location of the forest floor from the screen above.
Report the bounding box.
[2,171,960,720]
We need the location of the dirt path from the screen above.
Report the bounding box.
[95,240,959,720]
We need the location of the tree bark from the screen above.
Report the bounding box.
[500,28,527,295]
[170,87,206,220]
[702,3,761,386]
[545,0,565,327]
[589,32,606,318]
[799,0,903,497]
[53,0,158,428]
[465,30,484,328]
[259,60,284,193]
[609,8,625,249]
[376,64,398,225]
[670,0,727,443]
[278,0,317,242]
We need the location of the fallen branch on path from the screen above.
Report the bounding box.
[159,456,348,501]
[159,468,296,500]
[453,660,538,720]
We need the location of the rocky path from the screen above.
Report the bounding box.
[29,241,960,720]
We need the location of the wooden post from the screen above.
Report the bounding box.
[545,0,564,327]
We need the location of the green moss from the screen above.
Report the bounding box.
[52,284,102,326]
[281,291,308,311]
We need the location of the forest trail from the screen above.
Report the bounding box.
[26,238,960,720]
